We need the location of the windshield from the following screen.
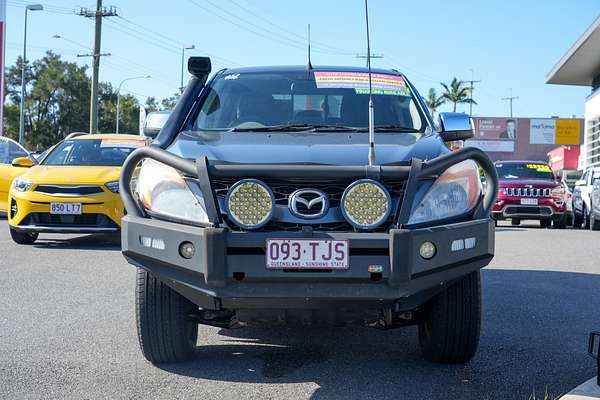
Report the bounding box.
[193,70,426,135]
[43,138,145,167]
[0,137,29,164]
[495,162,556,180]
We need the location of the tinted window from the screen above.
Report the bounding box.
[0,138,29,164]
[43,138,145,167]
[495,163,555,180]
[194,71,425,134]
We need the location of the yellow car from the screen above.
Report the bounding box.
[0,136,33,216]
[8,134,148,244]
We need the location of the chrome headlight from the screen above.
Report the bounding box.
[137,159,209,224]
[341,179,391,230]
[226,179,274,229]
[408,160,482,225]
[13,177,33,192]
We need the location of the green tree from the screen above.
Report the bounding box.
[145,97,159,113]
[3,51,142,148]
[160,92,180,110]
[4,52,91,147]
[440,78,475,112]
[425,88,445,118]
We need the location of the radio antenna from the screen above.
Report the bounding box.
[364,0,376,166]
[307,24,313,71]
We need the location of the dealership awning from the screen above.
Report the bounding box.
[546,15,600,86]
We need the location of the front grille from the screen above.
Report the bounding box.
[504,206,553,216]
[212,178,406,232]
[34,185,104,196]
[21,213,118,228]
[505,187,551,197]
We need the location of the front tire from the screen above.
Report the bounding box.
[540,219,551,228]
[573,212,582,229]
[590,209,600,231]
[553,214,567,229]
[583,206,591,229]
[136,268,198,364]
[9,227,38,245]
[418,271,481,364]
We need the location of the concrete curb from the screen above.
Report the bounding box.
[561,377,600,399]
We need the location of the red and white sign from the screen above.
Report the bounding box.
[266,238,349,269]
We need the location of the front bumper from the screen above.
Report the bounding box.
[119,145,499,311]
[8,189,123,234]
[493,198,566,220]
[122,215,494,310]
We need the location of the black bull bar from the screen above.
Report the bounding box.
[119,146,499,226]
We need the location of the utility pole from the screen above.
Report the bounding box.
[501,88,519,118]
[465,69,481,116]
[78,1,117,133]
[356,53,383,67]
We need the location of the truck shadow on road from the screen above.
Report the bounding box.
[158,269,599,399]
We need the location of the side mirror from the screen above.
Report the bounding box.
[11,157,34,168]
[438,112,474,141]
[143,111,171,139]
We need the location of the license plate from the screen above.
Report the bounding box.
[520,198,538,205]
[266,239,349,269]
[50,202,82,215]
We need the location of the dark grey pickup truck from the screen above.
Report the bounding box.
[120,57,498,365]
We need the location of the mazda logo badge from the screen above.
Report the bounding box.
[289,189,329,219]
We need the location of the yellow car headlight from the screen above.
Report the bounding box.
[341,179,391,230]
[136,159,209,224]
[226,179,274,229]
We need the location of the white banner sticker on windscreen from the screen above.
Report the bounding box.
[530,119,556,144]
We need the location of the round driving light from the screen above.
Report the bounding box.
[179,241,196,259]
[226,179,274,229]
[419,241,436,260]
[341,179,391,230]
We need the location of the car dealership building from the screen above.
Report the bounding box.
[547,14,600,171]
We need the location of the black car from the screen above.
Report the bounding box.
[119,59,498,365]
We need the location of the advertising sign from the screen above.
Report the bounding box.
[555,119,581,145]
[530,119,556,144]
[466,118,517,152]
[529,119,581,145]
[465,139,515,153]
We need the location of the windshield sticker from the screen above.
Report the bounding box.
[224,73,240,80]
[100,138,146,148]
[526,163,551,172]
[314,72,411,96]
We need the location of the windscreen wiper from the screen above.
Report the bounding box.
[231,124,361,132]
[372,125,420,132]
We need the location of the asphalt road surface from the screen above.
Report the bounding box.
[1,218,598,399]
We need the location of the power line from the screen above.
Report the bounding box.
[356,53,383,67]
[78,1,118,133]
[501,89,519,118]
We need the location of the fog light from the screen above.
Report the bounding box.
[179,241,195,259]
[419,241,436,259]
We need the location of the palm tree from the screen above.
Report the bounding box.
[440,78,476,112]
[425,88,445,118]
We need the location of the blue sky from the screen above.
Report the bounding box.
[4,0,600,118]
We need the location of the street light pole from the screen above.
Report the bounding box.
[180,44,195,92]
[19,4,43,145]
[116,75,150,133]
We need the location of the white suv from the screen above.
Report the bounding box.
[573,168,600,228]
